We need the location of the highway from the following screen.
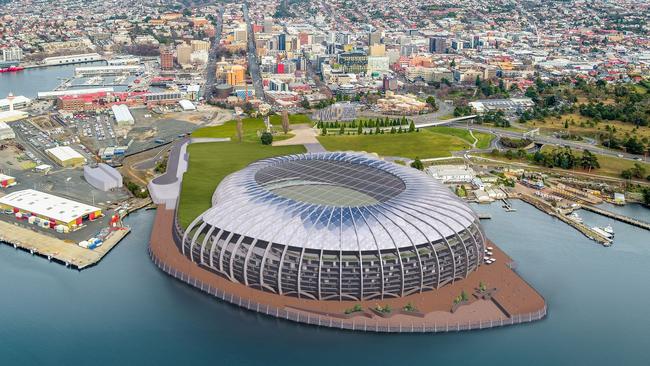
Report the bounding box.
[443,121,647,162]
[201,5,224,100]
[242,2,265,101]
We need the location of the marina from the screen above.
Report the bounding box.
[580,204,650,231]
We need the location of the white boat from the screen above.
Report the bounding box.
[603,225,614,236]
[592,226,614,239]
[569,212,583,223]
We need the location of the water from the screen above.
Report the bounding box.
[1,202,649,365]
[0,61,106,98]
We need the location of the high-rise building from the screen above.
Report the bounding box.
[338,51,368,74]
[298,32,309,46]
[225,65,245,86]
[176,43,192,66]
[369,44,386,57]
[263,18,273,33]
[278,34,286,51]
[159,46,174,70]
[1,47,22,63]
[190,40,210,52]
[368,30,382,46]
[429,37,447,54]
[234,28,248,42]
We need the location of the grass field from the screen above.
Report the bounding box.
[479,147,650,180]
[191,114,311,143]
[531,113,650,142]
[425,126,494,149]
[317,129,471,159]
[540,145,650,178]
[177,142,306,228]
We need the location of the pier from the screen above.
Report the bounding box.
[517,194,612,246]
[0,220,130,269]
[581,205,650,231]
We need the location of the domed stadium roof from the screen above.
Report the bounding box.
[199,152,481,251]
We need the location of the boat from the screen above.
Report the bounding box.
[568,212,583,224]
[592,226,614,239]
[603,225,615,236]
[0,66,25,73]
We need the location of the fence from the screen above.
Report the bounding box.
[148,244,547,333]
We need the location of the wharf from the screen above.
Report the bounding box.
[580,205,650,231]
[0,220,130,269]
[517,194,612,246]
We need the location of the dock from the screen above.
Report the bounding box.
[517,194,612,246]
[0,220,130,269]
[581,205,650,231]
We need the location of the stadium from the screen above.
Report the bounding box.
[182,152,485,301]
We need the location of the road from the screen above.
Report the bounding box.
[242,2,265,101]
[447,122,646,162]
[201,5,224,100]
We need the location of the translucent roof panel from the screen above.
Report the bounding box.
[200,152,482,251]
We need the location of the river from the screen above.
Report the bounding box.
[0,201,649,365]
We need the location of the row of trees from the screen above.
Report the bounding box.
[493,147,600,171]
[316,117,410,129]
[579,102,648,127]
[530,148,600,171]
[321,122,417,136]
[475,110,510,127]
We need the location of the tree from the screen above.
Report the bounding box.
[300,98,310,109]
[410,157,424,170]
[357,124,363,135]
[260,131,273,145]
[624,137,645,155]
[426,96,438,111]
[408,120,416,132]
[236,116,243,143]
[580,150,600,172]
[643,188,650,206]
[281,110,290,134]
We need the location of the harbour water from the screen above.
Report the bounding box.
[1,201,649,365]
[0,61,106,98]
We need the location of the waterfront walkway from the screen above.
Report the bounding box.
[149,207,546,333]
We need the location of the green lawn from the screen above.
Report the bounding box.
[317,129,471,159]
[191,115,307,143]
[177,142,306,228]
[425,126,494,149]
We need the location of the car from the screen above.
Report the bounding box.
[617,154,624,158]
[635,157,643,161]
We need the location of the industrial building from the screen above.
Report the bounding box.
[426,165,476,183]
[38,87,115,100]
[75,65,143,77]
[182,152,485,301]
[0,110,27,123]
[0,189,102,230]
[178,100,196,111]
[111,104,135,125]
[0,173,16,188]
[83,164,123,191]
[0,121,15,140]
[0,94,31,111]
[45,146,86,167]
[469,98,535,114]
[41,53,103,66]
